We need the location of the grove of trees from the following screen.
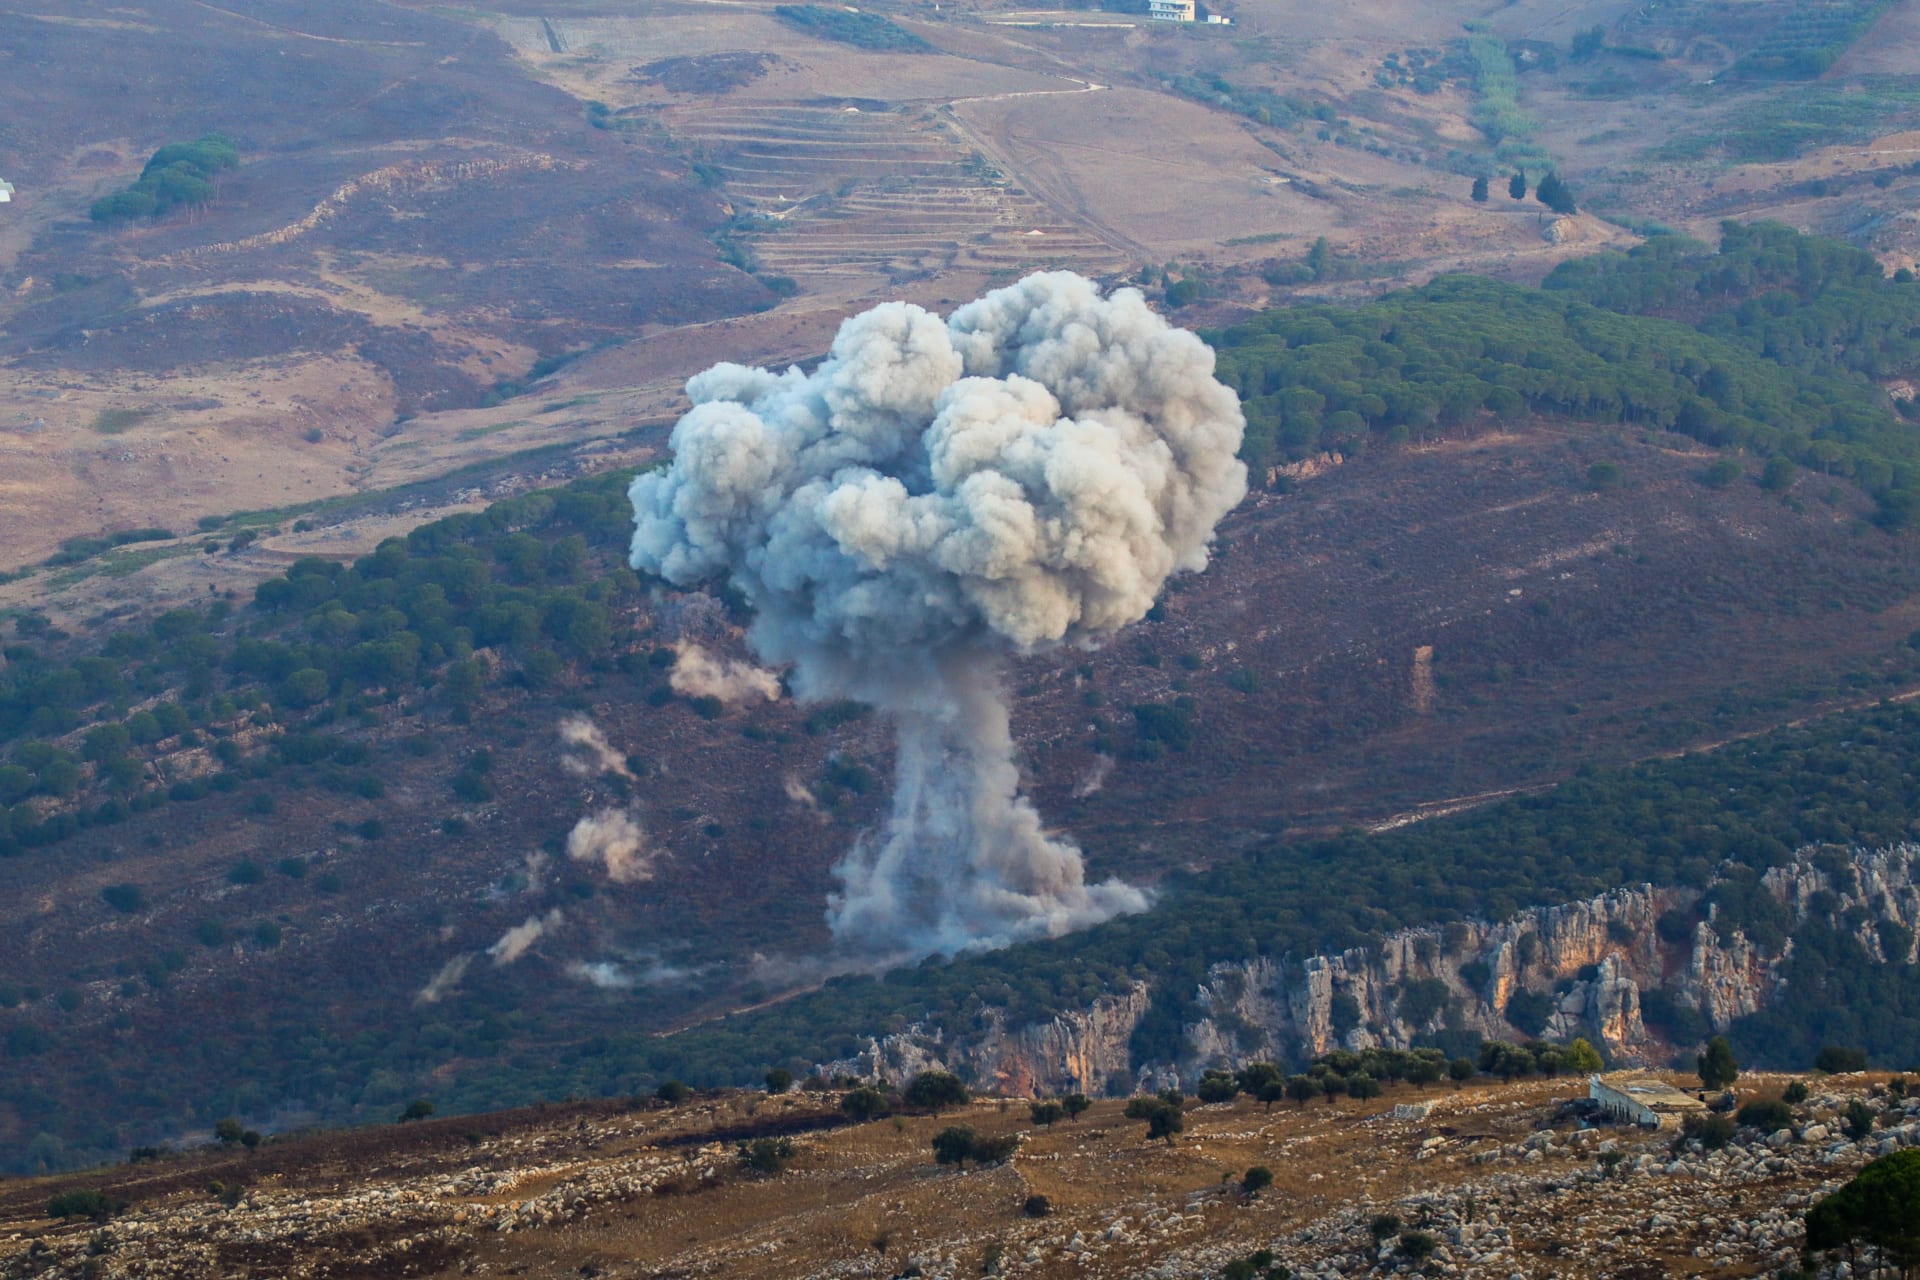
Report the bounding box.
[1219,223,1920,529]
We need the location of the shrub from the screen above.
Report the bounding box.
[100,883,145,914]
[903,1069,970,1112]
[1398,1231,1438,1262]
[737,1136,796,1174]
[1683,1113,1736,1150]
[841,1086,891,1122]
[1816,1045,1869,1074]
[931,1125,978,1167]
[47,1189,120,1221]
[1843,1099,1876,1141]
[1699,458,1744,488]
[1737,1098,1795,1132]
[655,1080,692,1105]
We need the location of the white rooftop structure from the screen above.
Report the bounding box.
[1588,1073,1707,1129]
[1148,0,1195,20]
[0,180,13,204]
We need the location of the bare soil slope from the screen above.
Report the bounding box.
[1,1073,1908,1279]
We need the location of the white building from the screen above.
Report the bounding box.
[0,180,13,204]
[1149,0,1195,21]
[1588,1074,1707,1129]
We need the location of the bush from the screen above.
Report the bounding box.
[1843,1099,1876,1141]
[1398,1231,1438,1262]
[1683,1113,1736,1150]
[1022,1193,1052,1218]
[737,1136,796,1174]
[1784,1080,1810,1104]
[655,1080,693,1105]
[1241,1165,1274,1198]
[903,1069,970,1112]
[1816,1045,1869,1073]
[1196,1069,1239,1104]
[100,883,145,914]
[47,1189,120,1220]
[931,1125,978,1167]
[1736,1098,1795,1132]
[841,1086,891,1122]
[764,1068,793,1094]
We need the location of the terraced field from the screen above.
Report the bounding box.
[667,102,1130,281]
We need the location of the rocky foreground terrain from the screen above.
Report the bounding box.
[1,1072,1912,1279]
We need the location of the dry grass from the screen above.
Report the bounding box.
[2,1073,1895,1279]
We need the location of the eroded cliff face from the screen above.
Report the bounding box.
[816,845,1919,1096]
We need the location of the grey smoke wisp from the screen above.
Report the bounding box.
[629,272,1245,956]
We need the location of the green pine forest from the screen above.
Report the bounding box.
[1216,222,1920,529]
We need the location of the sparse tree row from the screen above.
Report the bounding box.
[1216,222,1920,530]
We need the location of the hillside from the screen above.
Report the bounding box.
[1,421,1917,1170]
[3,1071,1916,1279]
[7,0,1920,571]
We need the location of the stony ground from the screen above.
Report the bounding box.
[1,1073,1911,1279]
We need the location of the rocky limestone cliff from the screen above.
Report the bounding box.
[816,845,1920,1096]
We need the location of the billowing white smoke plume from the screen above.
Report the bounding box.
[488,908,564,965]
[558,716,635,780]
[629,272,1245,956]
[566,808,657,884]
[670,642,782,705]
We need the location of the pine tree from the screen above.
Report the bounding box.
[1508,170,1527,200]
[1698,1035,1740,1090]
[1471,175,1490,202]
[1536,172,1578,215]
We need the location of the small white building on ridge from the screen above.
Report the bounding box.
[1588,1074,1708,1129]
[1148,0,1194,20]
[0,180,14,204]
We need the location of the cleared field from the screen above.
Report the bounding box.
[670,101,1130,278]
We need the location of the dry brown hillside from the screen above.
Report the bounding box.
[3,1072,1914,1279]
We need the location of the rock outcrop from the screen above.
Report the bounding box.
[820,845,1919,1096]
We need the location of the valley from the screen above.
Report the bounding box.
[3,0,1920,1229]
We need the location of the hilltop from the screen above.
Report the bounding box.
[2,1070,1916,1278]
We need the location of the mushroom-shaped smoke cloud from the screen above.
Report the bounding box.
[630,271,1246,957]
